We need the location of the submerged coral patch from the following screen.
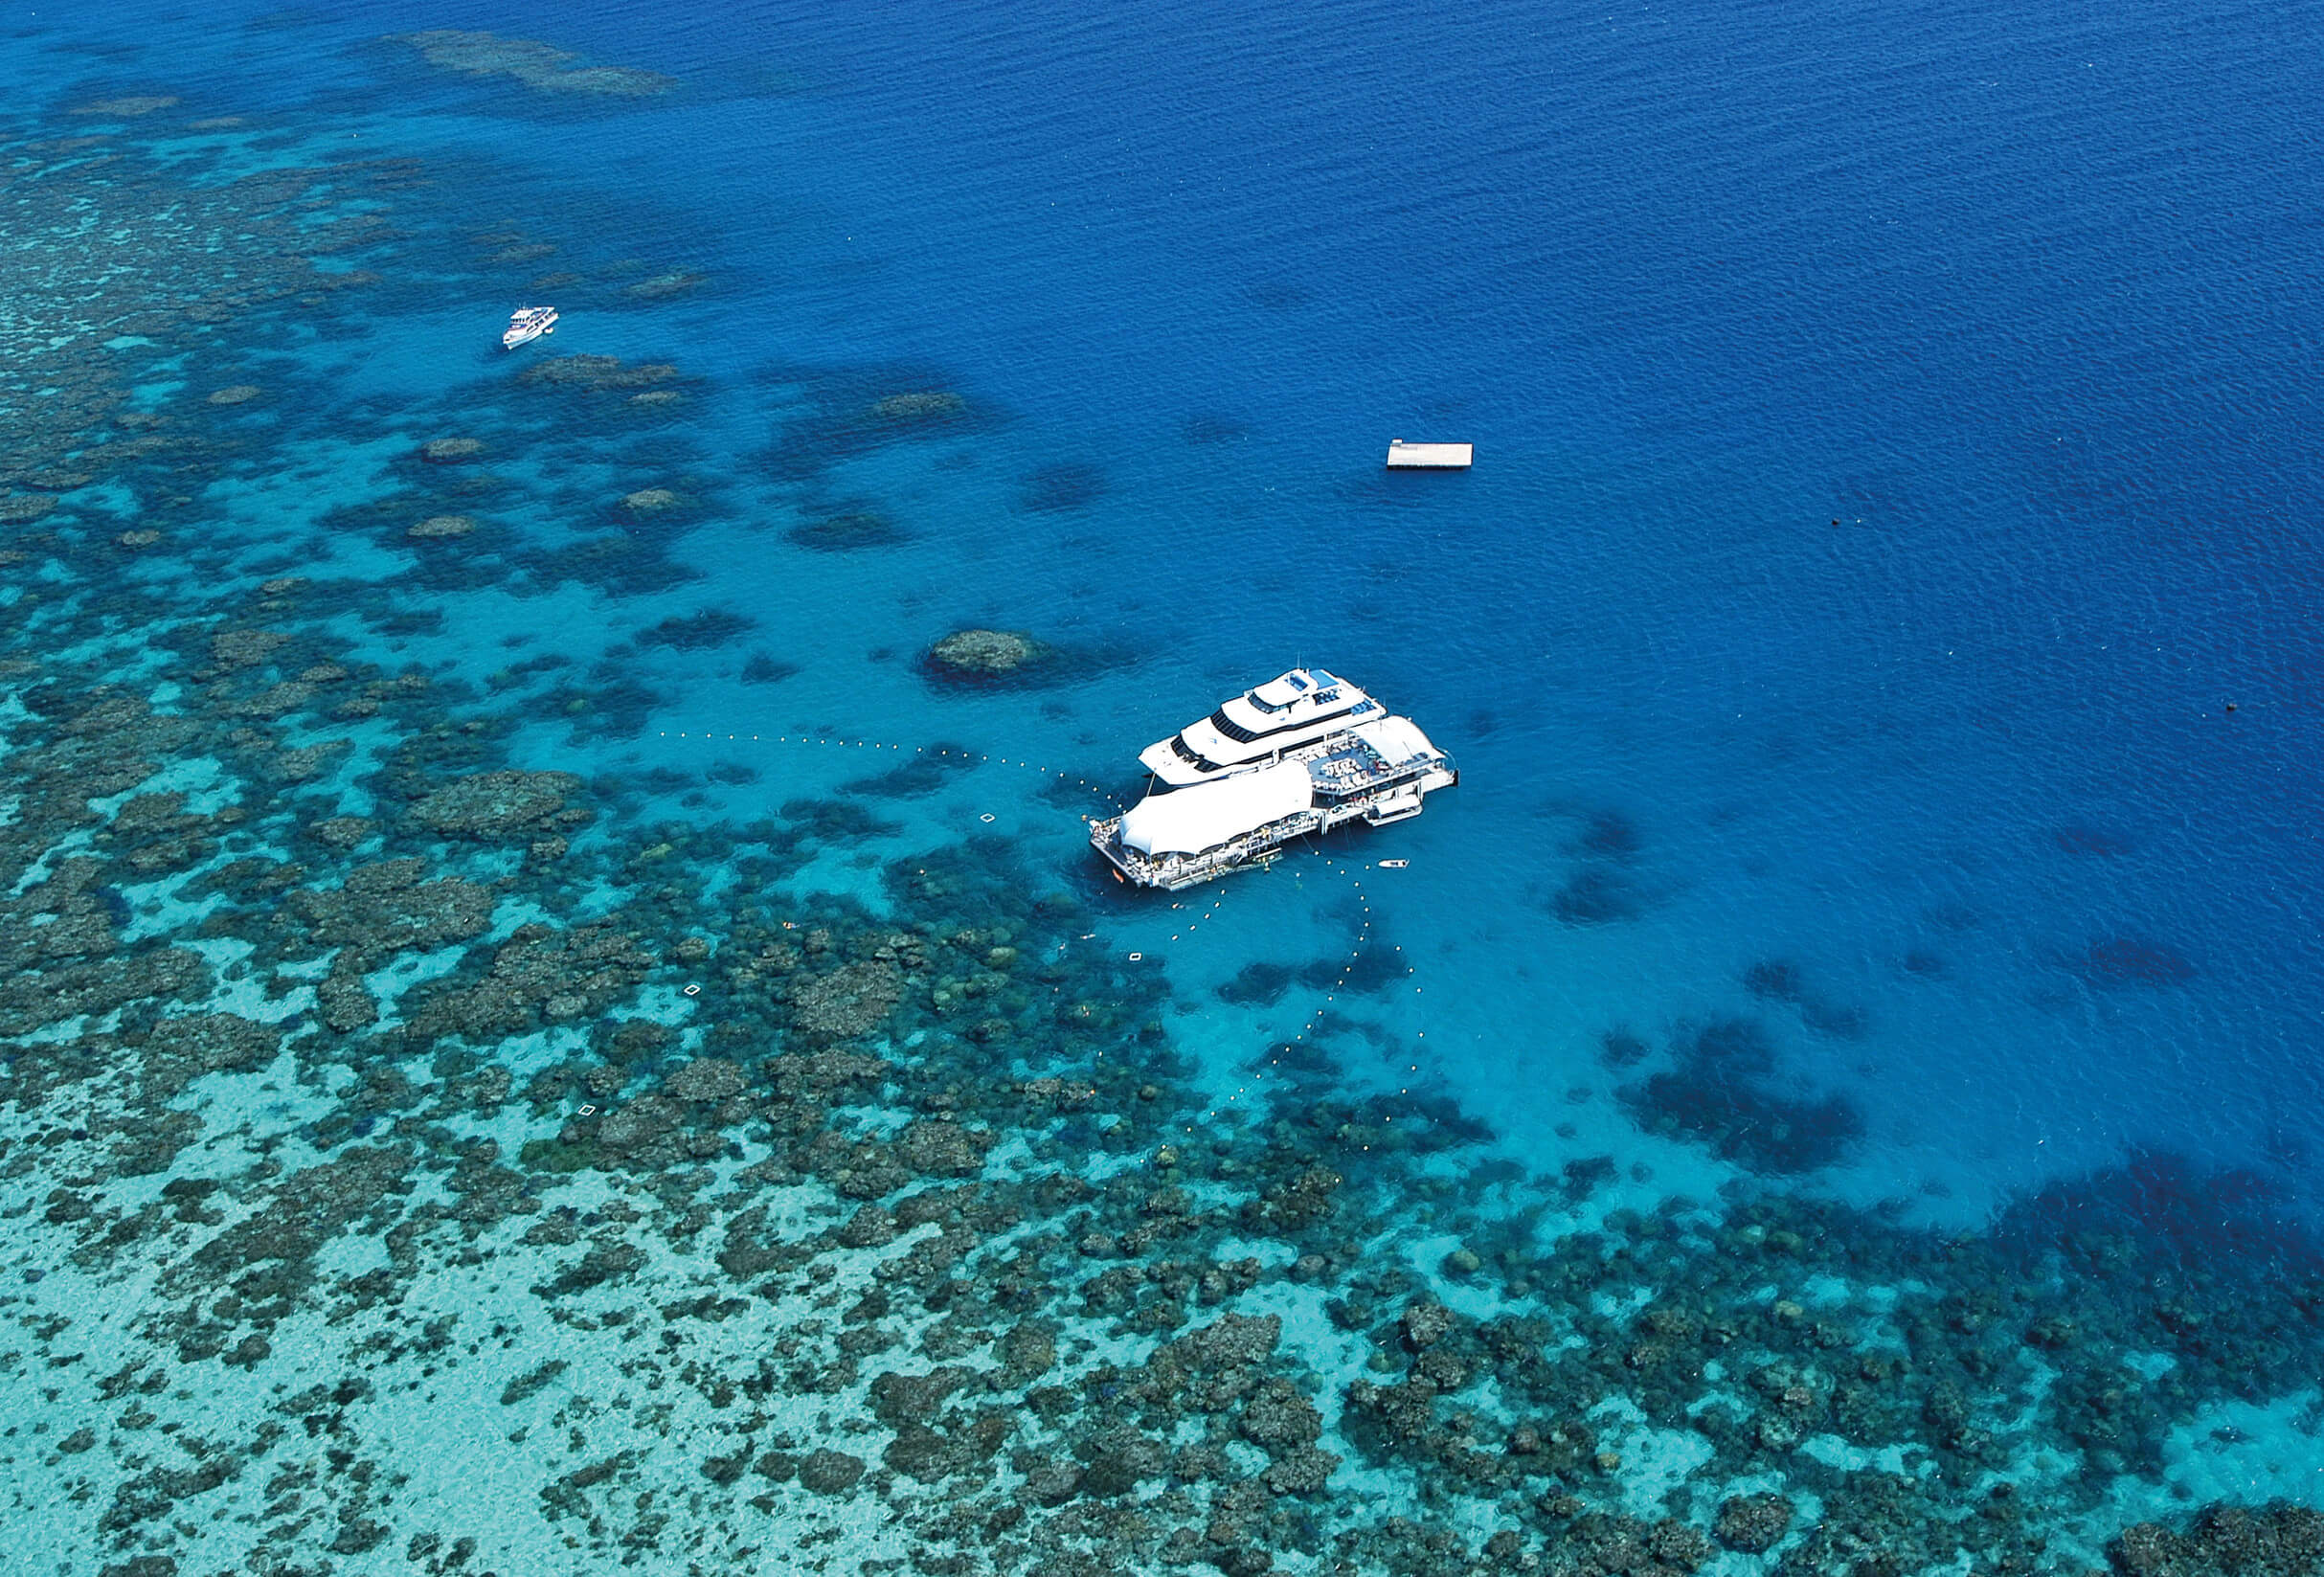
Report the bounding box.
[406,513,477,538]
[756,362,999,480]
[2077,935,2199,986]
[739,652,800,684]
[2056,822,2137,856]
[390,30,680,98]
[1015,462,1107,512]
[1545,863,1642,924]
[922,628,1052,686]
[1615,1016,1865,1173]
[871,391,968,421]
[1218,960,1297,1006]
[72,95,182,117]
[408,769,589,841]
[521,353,680,392]
[634,608,756,650]
[787,506,909,551]
[420,436,486,463]
[842,745,978,799]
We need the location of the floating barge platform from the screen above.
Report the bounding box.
[1092,714,1456,890]
[1386,439,1472,469]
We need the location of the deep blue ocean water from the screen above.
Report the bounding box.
[69,0,2312,1214]
[8,0,2324,1563]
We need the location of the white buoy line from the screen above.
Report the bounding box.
[1190,855,1421,1137]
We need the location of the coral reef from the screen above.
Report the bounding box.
[788,506,909,551]
[2110,1504,2324,1577]
[0,79,2313,1577]
[1016,462,1107,512]
[872,391,969,420]
[408,769,590,841]
[1615,1016,1864,1173]
[390,30,680,98]
[927,628,1049,678]
[407,513,477,538]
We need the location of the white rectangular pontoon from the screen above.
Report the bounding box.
[1386,439,1472,469]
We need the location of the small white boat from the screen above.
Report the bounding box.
[501,305,558,350]
[1378,859,1410,868]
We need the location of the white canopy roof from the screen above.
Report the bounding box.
[1119,760,1313,856]
[1344,714,1436,765]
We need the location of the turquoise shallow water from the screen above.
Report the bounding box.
[3,3,2322,1573]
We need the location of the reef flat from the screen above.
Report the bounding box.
[0,61,2320,1577]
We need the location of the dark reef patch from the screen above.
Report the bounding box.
[1533,802,1653,923]
[1743,958,1871,1039]
[1615,1016,1864,1174]
[755,361,999,481]
[1014,462,1107,513]
[2056,822,2136,857]
[778,796,904,845]
[514,530,704,598]
[1743,959,1806,1002]
[1997,1147,2321,1283]
[1181,414,1251,445]
[1211,933,1405,1009]
[542,670,666,741]
[1544,865,1642,925]
[841,745,978,799]
[786,505,908,552]
[1568,807,1641,862]
[632,607,757,651]
[1218,961,1297,1007]
[2074,935,2198,987]
[1599,1027,1649,1068]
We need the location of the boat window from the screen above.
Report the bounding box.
[1257,704,1359,741]
[1208,709,1264,744]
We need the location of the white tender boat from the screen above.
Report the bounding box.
[1094,708,1456,890]
[501,305,558,350]
[1138,667,1387,788]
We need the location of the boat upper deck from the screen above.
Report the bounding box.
[1139,666,1384,785]
[1290,715,1443,798]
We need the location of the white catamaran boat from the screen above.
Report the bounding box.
[1137,667,1386,787]
[1094,675,1456,890]
[501,305,558,350]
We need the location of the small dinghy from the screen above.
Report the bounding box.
[501,305,558,350]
